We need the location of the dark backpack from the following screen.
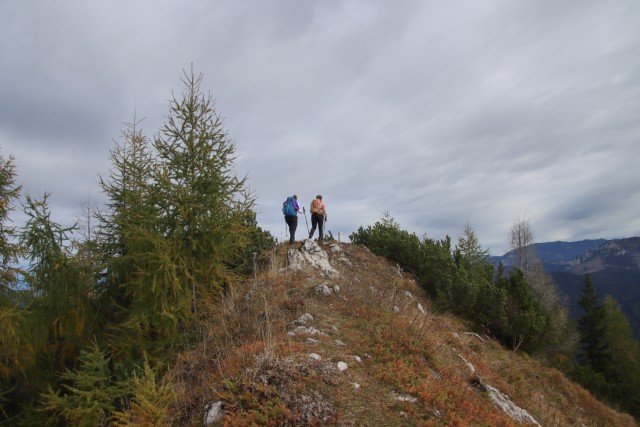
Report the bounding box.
[282,197,296,217]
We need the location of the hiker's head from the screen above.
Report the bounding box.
[317,195,322,200]
[293,194,298,200]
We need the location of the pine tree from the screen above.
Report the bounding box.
[577,274,609,373]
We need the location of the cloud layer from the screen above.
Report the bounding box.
[2,0,639,254]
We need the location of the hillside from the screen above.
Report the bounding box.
[165,240,636,426]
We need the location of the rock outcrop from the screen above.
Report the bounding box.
[286,239,339,277]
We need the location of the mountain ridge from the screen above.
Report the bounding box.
[166,240,636,425]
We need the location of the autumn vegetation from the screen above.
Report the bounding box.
[350,215,640,419]
[1,70,639,425]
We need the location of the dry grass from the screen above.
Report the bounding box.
[166,242,637,426]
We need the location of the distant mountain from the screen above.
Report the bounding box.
[566,237,640,274]
[492,238,640,339]
[491,239,607,272]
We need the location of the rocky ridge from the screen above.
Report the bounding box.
[169,240,636,426]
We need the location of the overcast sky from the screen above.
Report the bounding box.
[2,1,639,255]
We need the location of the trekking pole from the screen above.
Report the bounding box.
[302,207,310,234]
[323,214,327,241]
[284,221,288,242]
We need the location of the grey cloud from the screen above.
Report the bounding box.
[1,0,639,256]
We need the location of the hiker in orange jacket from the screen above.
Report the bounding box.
[308,195,326,241]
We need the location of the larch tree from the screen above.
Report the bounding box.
[456,222,492,284]
[101,70,255,363]
[0,151,29,418]
[0,152,21,287]
[96,117,163,362]
[19,192,98,396]
[152,69,254,315]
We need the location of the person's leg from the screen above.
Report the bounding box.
[309,213,318,238]
[318,215,324,241]
[285,216,297,243]
[289,216,298,243]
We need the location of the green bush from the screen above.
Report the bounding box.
[352,215,555,354]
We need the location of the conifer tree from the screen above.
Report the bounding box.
[457,223,490,266]
[97,117,156,296]
[600,296,640,417]
[100,120,155,247]
[456,222,492,284]
[40,342,122,426]
[495,268,551,352]
[508,218,571,353]
[577,274,609,372]
[112,359,175,426]
[20,194,95,370]
[0,151,29,419]
[0,152,22,287]
[100,70,255,363]
[152,68,254,314]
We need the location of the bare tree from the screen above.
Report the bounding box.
[509,216,535,272]
[509,216,576,353]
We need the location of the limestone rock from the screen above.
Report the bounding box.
[203,401,224,426]
[392,393,417,403]
[293,313,314,325]
[457,353,476,375]
[485,384,540,426]
[288,326,326,336]
[287,239,339,277]
[315,284,333,296]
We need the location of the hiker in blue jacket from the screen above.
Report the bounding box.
[282,194,301,244]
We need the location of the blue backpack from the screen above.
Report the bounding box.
[282,197,296,217]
